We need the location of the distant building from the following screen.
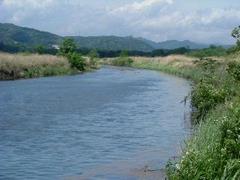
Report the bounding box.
[52,44,60,50]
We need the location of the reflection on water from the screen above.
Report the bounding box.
[0,66,191,179]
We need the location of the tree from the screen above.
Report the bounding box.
[232,26,240,44]
[120,50,129,57]
[34,45,45,54]
[59,38,77,56]
[88,49,99,68]
[68,52,86,71]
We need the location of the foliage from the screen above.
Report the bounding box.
[112,51,133,66]
[188,45,227,58]
[0,53,71,80]
[120,52,240,179]
[167,99,240,180]
[232,26,240,42]
[166,55,240,179]
[227,26,240,54]
[191,79,227,121]
[59,38,87,71]
[67,52,86,71]
[59,38,77,56]
[34,45,45,54]
[88,49,99,68]
[227,61,240,81]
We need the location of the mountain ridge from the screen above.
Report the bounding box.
[0,23,232,52]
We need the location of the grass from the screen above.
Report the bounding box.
[106,54,240,179]
[0,53,73,80]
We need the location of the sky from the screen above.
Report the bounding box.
[0,0,240,44]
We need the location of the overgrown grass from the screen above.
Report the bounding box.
[0,53,72,80]
[107,54,240,179]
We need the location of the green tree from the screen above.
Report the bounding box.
[120,50,129,58]
[88,49,99,68]
[232,26,240,48]
[68,52,86,71]
[34,45,45,54]
[232,26,240,42]
[59,38,77,56]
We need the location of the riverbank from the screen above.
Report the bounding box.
[106,54,240,179]
[0,53,72,80]
[0,53,100,80]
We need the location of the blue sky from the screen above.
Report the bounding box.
[0,0,240,44]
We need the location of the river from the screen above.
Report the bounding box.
[0,66,191,179]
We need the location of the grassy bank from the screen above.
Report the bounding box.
[0,52,100,80]
[106,54,240,179]
[0,53,72,80]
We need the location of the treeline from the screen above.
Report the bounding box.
[0,41,233,58]
[0,42,190,57]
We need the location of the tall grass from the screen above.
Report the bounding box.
[130,55,202,81]
[0,53,72,80]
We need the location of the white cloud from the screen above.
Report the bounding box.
[2,0,54,8]
[0,0,239,44]
[112,0,173,13]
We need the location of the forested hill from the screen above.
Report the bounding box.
[69,36,154,52]
[0,23,61,49]
[0,23,230,52]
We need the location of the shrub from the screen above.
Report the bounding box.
[68,52,86,71]
[227,61,240,81]
[59,38,76,56]
[188,46,227,58]
[191,80,227,121]
[88,49,99,68]
[112,57,133,66]
[112,50,133,66]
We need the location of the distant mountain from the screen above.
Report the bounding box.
[0,23,153,51]
[70,36,154,52]
[156,40,209,49]
[0,23,61,49]
[136,38,216,50]
[0,23,232,52]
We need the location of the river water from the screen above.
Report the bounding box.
[0,66,191,180]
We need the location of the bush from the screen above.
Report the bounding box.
[112,50,133,66]
[167,100,240,180]
[227,61,240,81]
[112,57,133,66]
[59,38,76,56]
[188,46,227,58]
[88,49,99,68]
[68,52,86,71]
[191,80,227,121]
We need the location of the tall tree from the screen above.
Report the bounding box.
[59,38,77,56]
[232,26,240,45]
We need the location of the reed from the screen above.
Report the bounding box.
[0,53,72,80]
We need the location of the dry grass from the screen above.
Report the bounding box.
[0,53,70,71]
[131,55,197,68]
[0,53,71,80]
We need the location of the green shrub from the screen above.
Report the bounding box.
[191,80,227,121]
[59,38,76,56]
[68,52,86,71]
[227,61,240,81]
[167,97,240,180]
[112,57,133,66]
[112,50,133,66]
[188,46,227,58]
[88,49,99,68]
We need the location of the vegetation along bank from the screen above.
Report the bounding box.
[106,26,240,179]
[0,38,100,80]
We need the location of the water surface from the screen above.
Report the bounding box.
[0,66,191,179]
